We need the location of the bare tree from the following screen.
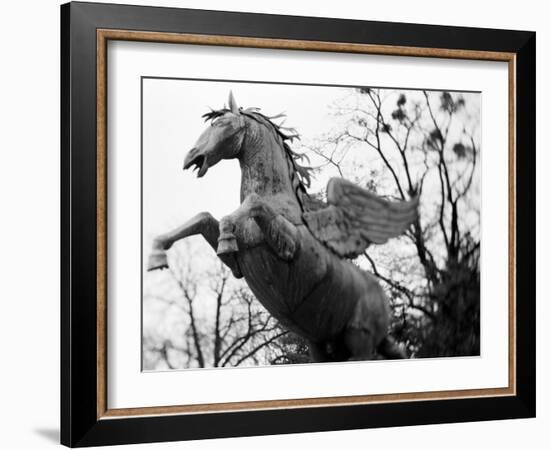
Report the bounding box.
[143,240,301,369]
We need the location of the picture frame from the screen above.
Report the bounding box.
[60,1,535,447]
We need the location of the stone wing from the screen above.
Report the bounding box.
[303,178,419,258]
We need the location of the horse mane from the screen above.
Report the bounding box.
[202,106,322,212]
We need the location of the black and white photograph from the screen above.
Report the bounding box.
[142,79,481,370]
[0,0,542,447]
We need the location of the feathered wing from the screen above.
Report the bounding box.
[303,178,419,258]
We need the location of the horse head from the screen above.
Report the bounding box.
[183,91,246,178]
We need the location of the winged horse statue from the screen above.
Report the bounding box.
[148,92,419,362]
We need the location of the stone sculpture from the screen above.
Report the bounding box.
[148,92,419,361]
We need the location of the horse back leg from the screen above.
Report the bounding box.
[308,341,332,363]
[344,315,406,360]
[343,282,390,361]
[148,212,242,278]
[344,330,377,361]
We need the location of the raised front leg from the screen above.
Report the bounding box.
[148,212,242,278]
[217,194,300,261]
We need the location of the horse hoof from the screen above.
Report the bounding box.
[147,249,168,271]
[217,236,238,255]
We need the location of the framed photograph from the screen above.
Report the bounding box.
[61,2,535,447]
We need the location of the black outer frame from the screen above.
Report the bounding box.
[60,1,536,447]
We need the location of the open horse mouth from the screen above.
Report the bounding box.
[183,153,209,178]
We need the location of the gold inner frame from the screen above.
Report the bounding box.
[96,29,517,420]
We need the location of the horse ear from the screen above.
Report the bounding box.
[228,91,239,114]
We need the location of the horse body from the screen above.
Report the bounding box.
[149,93,405,361]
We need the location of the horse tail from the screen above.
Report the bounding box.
[377,335,407,359]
